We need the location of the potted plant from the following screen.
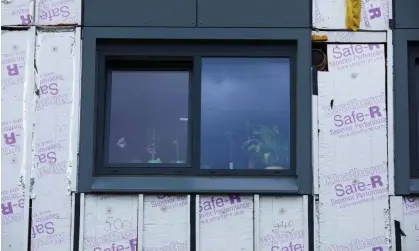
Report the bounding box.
[241,125,288,169]
[146,128,162,163]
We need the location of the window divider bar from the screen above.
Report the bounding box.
[192,56,202,171]
[412,45,419,178]
[95,53,108,172]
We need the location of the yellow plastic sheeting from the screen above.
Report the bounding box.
[346,0,361,31]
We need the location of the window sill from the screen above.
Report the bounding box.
[410,178,419,195]
[87,176,299,194]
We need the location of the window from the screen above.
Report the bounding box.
[79,37,312,194]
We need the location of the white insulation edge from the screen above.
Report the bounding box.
[1,27,35,251]
[35,0,81,25]
[318,43,389,250]
[312,31,387,43]
[386,30,395,195]
[386,0,395,197]
[313,93,319,195]
[313,0,390,30]
[22,27,36,251]
[1,0,34,26]
[1,0,81,26]
[68,27,81,192]
[394,196,419,250]
[29,28,80,251]
[79,195,307,251]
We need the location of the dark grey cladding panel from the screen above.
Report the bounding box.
[197,0,311,28]
[395,0,419,28]
[83,0,197,27]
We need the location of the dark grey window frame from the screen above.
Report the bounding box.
[97,42,297,174]
[78,27,312,194]
[409,44,419,179]
[394,29,419,195]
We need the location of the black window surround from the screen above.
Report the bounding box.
[394,29,419,195]
[78,28,312,194]
[409,44,419,179]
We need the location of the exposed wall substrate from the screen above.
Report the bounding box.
[30,29,80,251]
[2,1,81,251]
[2,28,34,251]
[82,195,307,251]
[2,0,419,250]
[313,0,419,249]
[318,44,389,250]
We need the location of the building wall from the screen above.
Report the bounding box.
[1,0,419,250]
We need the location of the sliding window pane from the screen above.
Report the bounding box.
[200,58,291,170]
[107,71,189,165]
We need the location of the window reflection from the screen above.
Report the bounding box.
[200,58,290,170]
[107,71,189,164]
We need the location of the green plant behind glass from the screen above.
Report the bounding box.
[241,125,288,167]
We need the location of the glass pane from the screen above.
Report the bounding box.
[415,56,419,174]
[201,58,290,170]
[107,71,189,164]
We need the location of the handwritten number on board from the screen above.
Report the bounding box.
[105,217,132,231]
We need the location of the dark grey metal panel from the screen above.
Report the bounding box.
[197,0,310,28]
[78,27,312,194]
[295,31,312,194]
[411,179,419,195]
[90,176,299,194]
[82,27,309,40]
[393,29,419,195]
[83,0,196,27]
[395,0,419,28]
[78,34,96,193]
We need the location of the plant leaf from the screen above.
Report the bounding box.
[248,145,257,151]
[264,152,270,163]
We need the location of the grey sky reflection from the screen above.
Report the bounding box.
[107,71,189,164]
[201,57,291,169]
[106,58,291,169]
